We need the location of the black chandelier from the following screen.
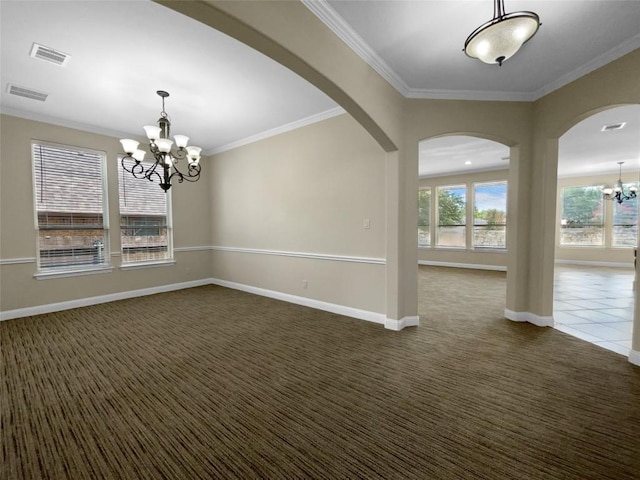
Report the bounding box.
[603,162,638,204]
[464,0,540,66]
[120,90,202,192]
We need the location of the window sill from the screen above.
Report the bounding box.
[120,260,176,270]
[472,248,507,253]
[34,265,114,280]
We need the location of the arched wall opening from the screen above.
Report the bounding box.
[417,133,517,320]
[553,104,640,357]
[523,50,639,333]
[157,0,422,327]
[418,135,510,266]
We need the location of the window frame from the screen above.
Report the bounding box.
[559,184,605,248]
[435,184,467,249]
[611,182,638,248]
[31,140,111,278]
[472,180,507,250]
[118,156,174,268]
[418,187,431,247]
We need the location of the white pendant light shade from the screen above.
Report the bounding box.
[132,149,146,162]
[174,135,189,149]
[144,125,161,141]
[186,146,201,157]
[156,138,173,153]
[120,139,139,155]
[464,1,540,66]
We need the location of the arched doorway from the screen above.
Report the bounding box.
[417,135,510,318]
[554,105,640,356]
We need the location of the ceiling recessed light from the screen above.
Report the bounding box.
[465,160,472,165]
[601,122,626,132]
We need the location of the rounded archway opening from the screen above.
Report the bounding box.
[554,104,640,356]
[417,134,511,320]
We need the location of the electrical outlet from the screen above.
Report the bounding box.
[363,218,370,229]
[302,280,308,289]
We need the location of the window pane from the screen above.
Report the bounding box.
[437,185,466,248]
[473,181,507,249]
[418,188,431,246]
[119,159,171,263]
[612,183,638,247]
[560,185,604,246]
[32,143,108,269]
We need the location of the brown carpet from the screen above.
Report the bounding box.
[2,266,639,479]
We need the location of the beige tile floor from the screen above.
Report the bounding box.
[554,265,634,356]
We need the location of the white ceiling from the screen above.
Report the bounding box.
[321,0,640,101]
[0,0,339,154]
[1,0,639,177]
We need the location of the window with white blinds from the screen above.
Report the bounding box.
[118,158,172,264]
[32,142,109,271]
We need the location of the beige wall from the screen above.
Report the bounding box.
[157,0,416,324]
[0,115,212,312]
[209,113,387,314]
[529,49,640,317]
[405,100,533,314]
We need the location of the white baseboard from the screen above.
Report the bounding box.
[1,275,415,331]
[629,349,640,367]
[554,259,633,268]
[384,316,420,331]
[418,260,506,272]
[0,279,212,322]
[504,308,554,327]
[210,278,386,325]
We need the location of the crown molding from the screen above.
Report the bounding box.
[1,105,346,158]
[207,106,346,155]
[532,33,640,101]
[0,107,134,142]
[303,1,640,103]
[301,0,410,96]
[302,0,534,102]
[405,88,536,102]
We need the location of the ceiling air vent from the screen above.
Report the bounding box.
[601,122,626,132]
[29,43,71,66]
[7,84,48,102]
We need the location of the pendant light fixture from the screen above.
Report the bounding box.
[603,162,638,204]
[120,90,202,192]
[464,0,541,66]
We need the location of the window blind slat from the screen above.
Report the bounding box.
[33,142,108,270]
[33,144,104,214]
[118,159,171,264]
